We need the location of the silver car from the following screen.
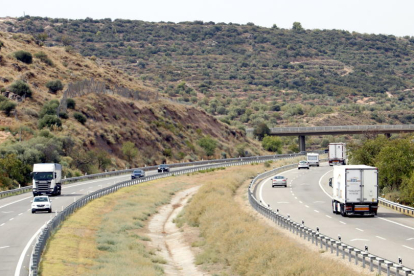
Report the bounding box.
[298,160,310,170]
[31,196,52,213]
[272,175,288,187]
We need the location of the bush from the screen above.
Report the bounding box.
[46,80,64,93]
[38,115,62,129]
[67,98,76,109]
[39,100,59,118]
[34,51,54,66]
[8,80,32,97]
[262,136,282,153]
[253,122,270,141]
[0,100,17,116]
[198,136,217,156]
[59,112,68,119]
[73,112,87,124]
[14,50,32,64]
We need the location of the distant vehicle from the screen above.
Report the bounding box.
[31,196,52,213]
[331,165,378,217]
[158,164,170,173]
[324,149,329,153]
[131,169,145,179]
[307,153,319,167]
[328,143,346,166]
[31,163,62,197]
[272,175,288,187]
[298,160,310,170]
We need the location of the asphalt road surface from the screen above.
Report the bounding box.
[255,162,414,269]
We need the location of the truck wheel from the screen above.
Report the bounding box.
[340,205,347,217]
[48,208,52,213]
[32,209,36,214]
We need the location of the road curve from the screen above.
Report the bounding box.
[255,163,414,269]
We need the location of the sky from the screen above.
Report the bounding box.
[1,0,414,37]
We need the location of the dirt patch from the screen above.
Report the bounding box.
[234,179,375,276]
[147,186,206,275]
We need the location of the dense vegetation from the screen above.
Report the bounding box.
[4,16,414,129]
[349,134,414,206]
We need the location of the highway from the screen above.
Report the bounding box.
[255,163,414,269]
[0,168,169,276]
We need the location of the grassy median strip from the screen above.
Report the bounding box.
[178,162,360,276]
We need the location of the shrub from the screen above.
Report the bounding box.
[46,80,64,93]
[73,112,87,124]
[0,100,17,116]
[38,115,62,129]
[262,136,282,153]
[34,51,54,66]
[198,136,217,156]
[39,100,60,118]
[67,98,76,109]
[8,80,32,97]
[59,112,68,119]
[0,40,4,51]
[253,122,270,141]
[14,50,32,64]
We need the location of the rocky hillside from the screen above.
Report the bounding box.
[0,31,262,189]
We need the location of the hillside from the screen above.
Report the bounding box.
[2,16,414,128]
[0,31,262,189]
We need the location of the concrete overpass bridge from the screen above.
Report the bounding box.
[248,124,414,151]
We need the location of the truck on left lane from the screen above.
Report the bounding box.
[31,163,62,196]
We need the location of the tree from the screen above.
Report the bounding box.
[262,136,282,153]
[8,80,32,97]
[0,101,16,116]
[198,136,217,156]
[253,122,270,141]
[73,112,87,124]
[66,98,76,109]
[292,22,304,31]
[122,141,138,163]
[46,80,64,93]
[14,50,32,64]
[94,149,112,170]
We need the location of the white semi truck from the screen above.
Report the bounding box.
[306,153,319,167]
[31,163,62,196]
[331,165,378,217]
[328,143,346,166]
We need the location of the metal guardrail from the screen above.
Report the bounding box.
[248,166,413,276]
[379,197,414,216]
[0,153,304,199]
[29,154,298,276]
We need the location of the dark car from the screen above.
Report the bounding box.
[131,169,145,179]
[157,164,170,173]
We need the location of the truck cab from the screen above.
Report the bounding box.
[32,163,62,196]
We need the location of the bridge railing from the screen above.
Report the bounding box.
[269,124,414,133]
[29,154,301,276]
[248,165,413,276]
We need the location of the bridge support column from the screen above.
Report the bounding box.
[385,133,391,138]
[299,135,306,152]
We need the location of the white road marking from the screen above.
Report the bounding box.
[71,192,75,194]
[299,201,303,204]
[378,217,414,231]
[294,197,297,199]
[314,210,320,213]
[326,215,332,218]
[318,170,333,199]
[18,213,23,216]
[376,236,386,240]
[277,202,290,204]
[2,211,13,213]
[0,223,4,226]
[407,238,414,241]
[351,239,369,242]
[0,246,10,249]
[259,168,297,206]
[300,184,309,186]
[0,196,32,210]
[305,205,309,208]
[80,189,84,191]
[356,228,364,232]
[9,218,14,221]
[403,245,414,250]
[339,221,346,224]
[313,201,324,203]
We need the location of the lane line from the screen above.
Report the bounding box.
[407,238,414,241]
[305,205,309,208]
[378,217,414,231]
[0,196,32,210]
[9,218,14,221]
[0,223,4,226]
[18,213,23,216]
[259,168,297,206]
[0,246,10,249]
[314,210,319,213]
[339,221,346,224]
[403,245,414,250]
[318,170,333,199]
[326,215,332,218]
[376,236,386,240]
[294,197,297,199]
[299,201,303,204]
[356,228,364,232]
[351,239,369,242]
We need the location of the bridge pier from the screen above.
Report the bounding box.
[299,135,306,152]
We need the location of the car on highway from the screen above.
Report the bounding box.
[298,160,310,170]
[131,169,145,179]
[272,175,288,187]
[31,196,52,213]
[158,164,170,173]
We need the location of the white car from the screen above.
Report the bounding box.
[272,175,288,187]
[298,160,310,170]
[31,196,52,213]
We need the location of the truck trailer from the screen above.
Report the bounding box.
[332,165,378,216]
[31,163,62,196]
[328,143,346,166]
[307,153,319,167]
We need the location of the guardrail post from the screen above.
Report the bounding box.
[361,252,368,268]
[376,258,384,274]
[384,261,392,276]
[354,249,361,265]
[348,246,354,262]
[368,255,375,272]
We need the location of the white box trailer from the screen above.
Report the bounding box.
[31,163,62,196]
[307,153,319,167]
[328,143,346,166]
[332,165,378,216]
